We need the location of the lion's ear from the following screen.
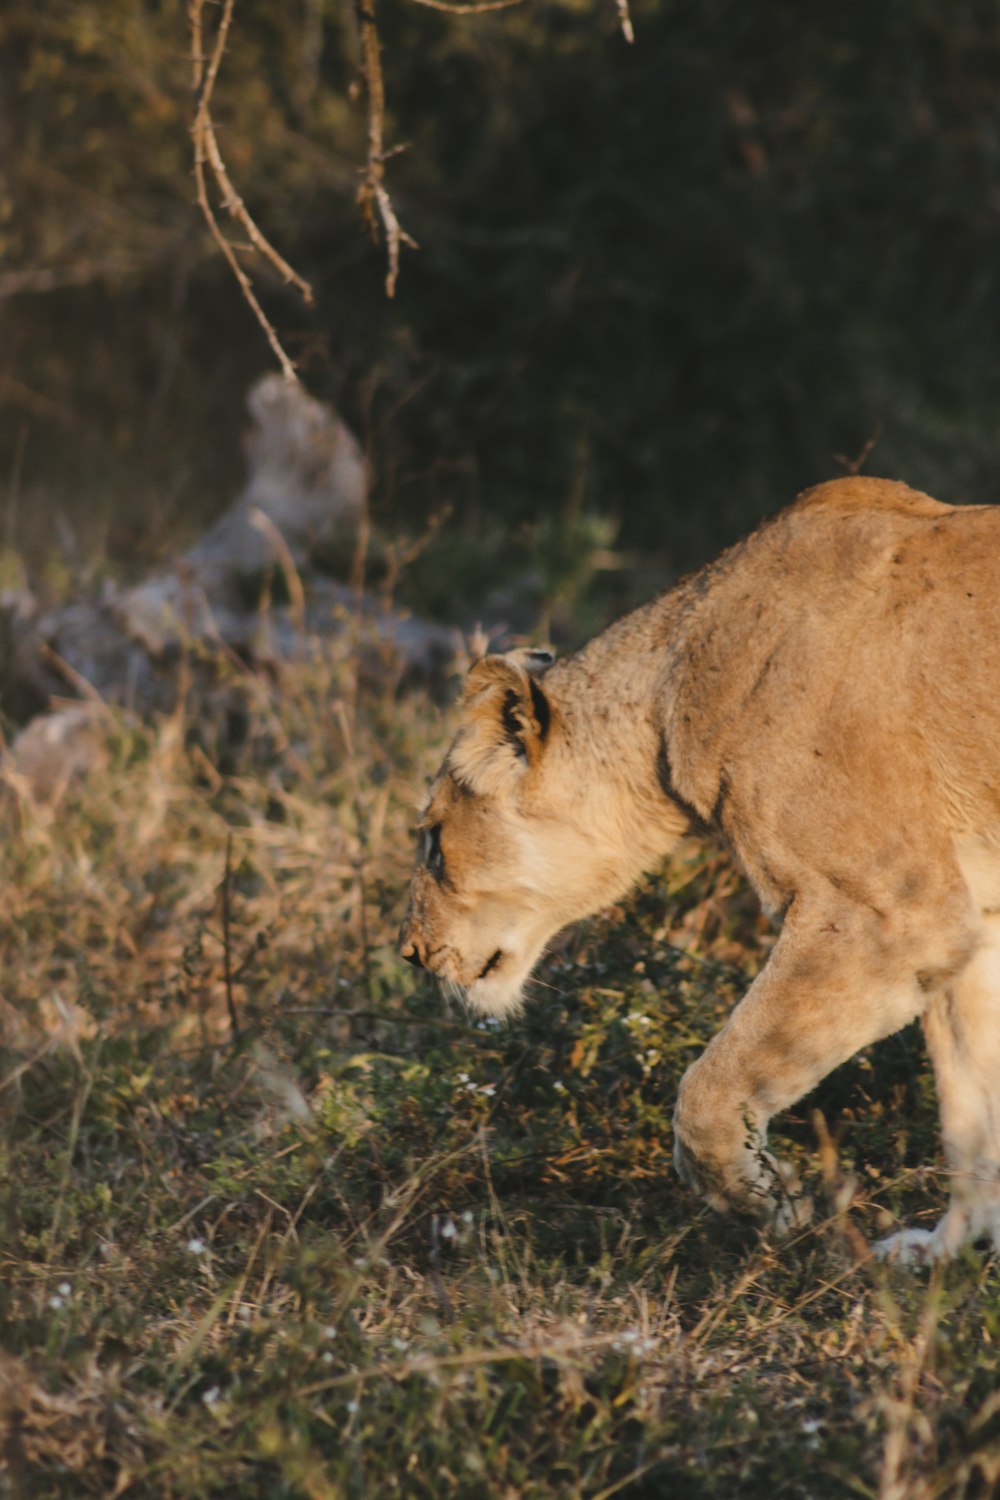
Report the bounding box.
[502,647,556,676]
[450,650,555,795]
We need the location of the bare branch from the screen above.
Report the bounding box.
[200,124,314,303]
[354,0,418,298]
[189,0,312,382]
[407,0,525,12]
[0,256,157,299]
[834,420,883,476]
[615,0,635,43]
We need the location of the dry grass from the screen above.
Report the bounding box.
[2,619,1000,1500]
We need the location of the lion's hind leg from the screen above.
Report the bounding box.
[876,917,1000,1264]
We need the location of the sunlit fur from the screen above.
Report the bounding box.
[400,478,1000,1262]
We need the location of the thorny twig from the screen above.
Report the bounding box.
[354,0,418,297]
[189,0,312,381]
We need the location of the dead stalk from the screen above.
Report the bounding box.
[221,833,241,1042]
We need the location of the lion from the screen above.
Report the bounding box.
[399,476,1000,1262]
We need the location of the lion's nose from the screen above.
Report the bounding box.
[400,936,426,970]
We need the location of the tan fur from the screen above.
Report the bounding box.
[399,477,1000,1261]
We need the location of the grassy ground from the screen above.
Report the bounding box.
[2,621,1000,1500]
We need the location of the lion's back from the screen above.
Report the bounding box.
[792,474,952,519]
[749,475,1000,632]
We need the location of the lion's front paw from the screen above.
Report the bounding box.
[757,1155,812,1235]
[768,1175,813,1236]
[674,1134,811,1233]
[873,1226,946,1266]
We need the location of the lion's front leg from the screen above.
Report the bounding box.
[671,894,968,1234]
[876,920,1000,1264]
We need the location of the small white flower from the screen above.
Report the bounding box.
[58,1282,72,1297]
[461,1210,474,1224]
[457,1072,470,1084]
[202,1386,221,1407]
[391,1337,409,1352]
[322,1351,334,1365]
[323,1326,337,1340]
[480,1084,496,1096]
[187,1237,206,1255]
[438,1219,457,1240]
[553,1080,567,1094]
[48,1295,64,1310]
[346,1399,360,1414]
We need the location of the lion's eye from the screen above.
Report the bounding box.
[423,823,446,883]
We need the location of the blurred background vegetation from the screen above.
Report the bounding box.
[3,0,1000,619]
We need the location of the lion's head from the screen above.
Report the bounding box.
[399,646,685,1016]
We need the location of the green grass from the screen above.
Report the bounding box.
[3,626,1000,1499]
